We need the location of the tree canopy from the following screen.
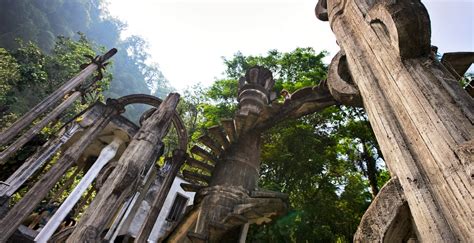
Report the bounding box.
[180,48,389,242]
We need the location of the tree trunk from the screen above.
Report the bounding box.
[361,140,379,197]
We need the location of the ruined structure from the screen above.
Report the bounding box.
[0,49,192,242]
[0,0,473,242]
[166,67,336,242]
[0,50,337,242]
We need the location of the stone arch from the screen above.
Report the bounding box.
[116,94,188,150]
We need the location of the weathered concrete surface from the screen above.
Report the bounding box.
[354,177,414,242]
[68,93,180,242]
[317,0,473,241]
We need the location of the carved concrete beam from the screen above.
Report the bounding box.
[354,177,414,242]
[234,190,288,225]
[365,0,431,59]
[257,84,336,130]
[168,185,287,242]
[327,50,363,107]
[441,52,474,79]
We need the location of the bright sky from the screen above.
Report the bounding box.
[108,0,474,92]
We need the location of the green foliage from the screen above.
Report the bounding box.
[0,36,110,182]
[0,36,110,125]
[223,48,327,92]
[460,72,473,88]
[0,0,173,123]
[0,48,20,111]
[182,48,389,242]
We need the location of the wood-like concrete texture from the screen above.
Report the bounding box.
[135,149,186,242]
[354,177,416,242]
[0,102,137,209]
[68,93,180,242]
[0,48,117,148]
[0,100,119,242]
[0,91,82,164]
[168,67,336,242]
[317,0,473,241]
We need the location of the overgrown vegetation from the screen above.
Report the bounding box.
[179,48,389,241]
[0,36,110,180]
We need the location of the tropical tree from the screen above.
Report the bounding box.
[182,47,389,241]
[0,35,111,180]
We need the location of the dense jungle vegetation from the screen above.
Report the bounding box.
[0,0,389,241]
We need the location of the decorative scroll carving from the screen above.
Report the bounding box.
[366,0,431,59]
[327,50,363,107]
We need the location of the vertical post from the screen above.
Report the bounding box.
[0,91,82,164]
[104,165,158,242]
[0,101,119,242]
[0,48,117,146]
[316,0,473,241]
[135,149,186,243]
[0,123,80,201]
[104,194,139,241]
[34,136,124,243]
[68,93,180,242]
[239,223,250,243]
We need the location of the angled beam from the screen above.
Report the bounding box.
[0,102,118,242]
[0,91,82,164]
[0,49,116,146]
[35,136,124,242]
[182,170,211,184]
[198,135,223,156]
[207,125,230,150]
[181,183,205,192]
[0,123,80,201]
[68,93,180,242]
[190,145,217,164]
[354,177,407,242]
[186,157,214,173]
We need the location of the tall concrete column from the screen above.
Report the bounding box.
[316,0,473,241]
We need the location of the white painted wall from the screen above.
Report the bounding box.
[148,176,195,242]
[126,176,195,242]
